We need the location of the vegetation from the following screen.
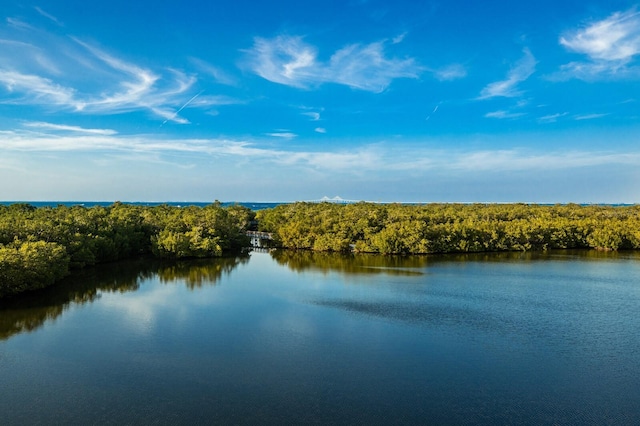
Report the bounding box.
[257,202,640,254]
[4,200,640,298]
[0,203,254,297]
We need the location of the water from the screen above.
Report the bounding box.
[0,201,284,210]
[1,250,639,425]
[2,201,634,210]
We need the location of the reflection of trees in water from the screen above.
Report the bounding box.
[3,249,631,341]
[416,249,640,263]
[270,248,639,276]
[0,255,247,340]
[157,256,249,289]
[270,250,430,276]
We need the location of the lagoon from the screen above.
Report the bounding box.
[1,250,639,424]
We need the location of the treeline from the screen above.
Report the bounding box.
[0,203,254,297]
[256,202,640,254]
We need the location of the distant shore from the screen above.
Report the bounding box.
[1,200,636,209]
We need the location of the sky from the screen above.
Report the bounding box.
[0,0,639,203]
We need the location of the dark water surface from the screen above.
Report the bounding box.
[1,250,640,425]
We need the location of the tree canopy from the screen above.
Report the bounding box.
[0,203,254,297]
[4,201,640,298]
[257,202,640,254]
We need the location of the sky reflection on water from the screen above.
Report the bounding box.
[1,250,640,424]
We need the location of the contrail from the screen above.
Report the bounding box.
[161,90,204,126]
[426,103,440,121]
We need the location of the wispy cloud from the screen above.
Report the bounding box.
[574,113,609,120]
[34,7,63,26]
[0,70,79,106]
[392,32,407,44]
[72,39,162,105]
[538,112,568,123]
[265,132,297,139]
[433,64,467,81]
[245,36,315,89]
[23,121,118,135]
[302,111,321,121]
[479,48,537,99]
[6,18,33,30]
[484,110,527,119]
[3,130,640,175]
[314,127,327,134]
[189,57,238,86]
[244,35,420,92]
[556,8,640,79]
[0,20,226,123]
[72,40,207,123]
[0,130,380,171]
[449,149,640,172]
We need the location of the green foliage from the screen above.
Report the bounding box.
[152,228,223,258]
[4,200,640,297]
[0,203,254,297]
[257,202,640,255]
[0,241,70,297]
[148,204,252,258]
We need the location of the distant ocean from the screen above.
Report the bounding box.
[0,201,285,211]
[0,201,635,210]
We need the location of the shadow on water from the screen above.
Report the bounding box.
[270,250,429,276]
[2,249,637,341]
[0,255,248,341]
[269,248,640,276]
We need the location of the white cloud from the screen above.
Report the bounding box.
[34,7,63,26]
[479,48,537,99]
[23,121,118,135]
[73,40,197,117]
[2,130,640,176]
[328,42,420,91]
[315,127,327,134]
[557,8,640,79]
[6,18,33,30]
[0,38,34,48]
[265,132,297,139]
[484,110,526,119]
[538,112,568,123]
[246,36,315,88]
[433,64,467,81]
[574,113,608,120]
[392,32,407,44]
[0,22,225,123]
[449,149,640,172]
[0,69,79,106]
[302,111,321,121]
[245,35,420,92]
[189,94,243,108]
[189,57,238,86]
[561,9,640,61]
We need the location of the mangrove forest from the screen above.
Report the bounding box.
[256,202,640,253]
[0,202,254,297]
[3,201,640,297]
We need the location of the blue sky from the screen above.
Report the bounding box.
[1,0,639,202]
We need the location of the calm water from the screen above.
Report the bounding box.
[1,250,640,425]
[0,201,284,210]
